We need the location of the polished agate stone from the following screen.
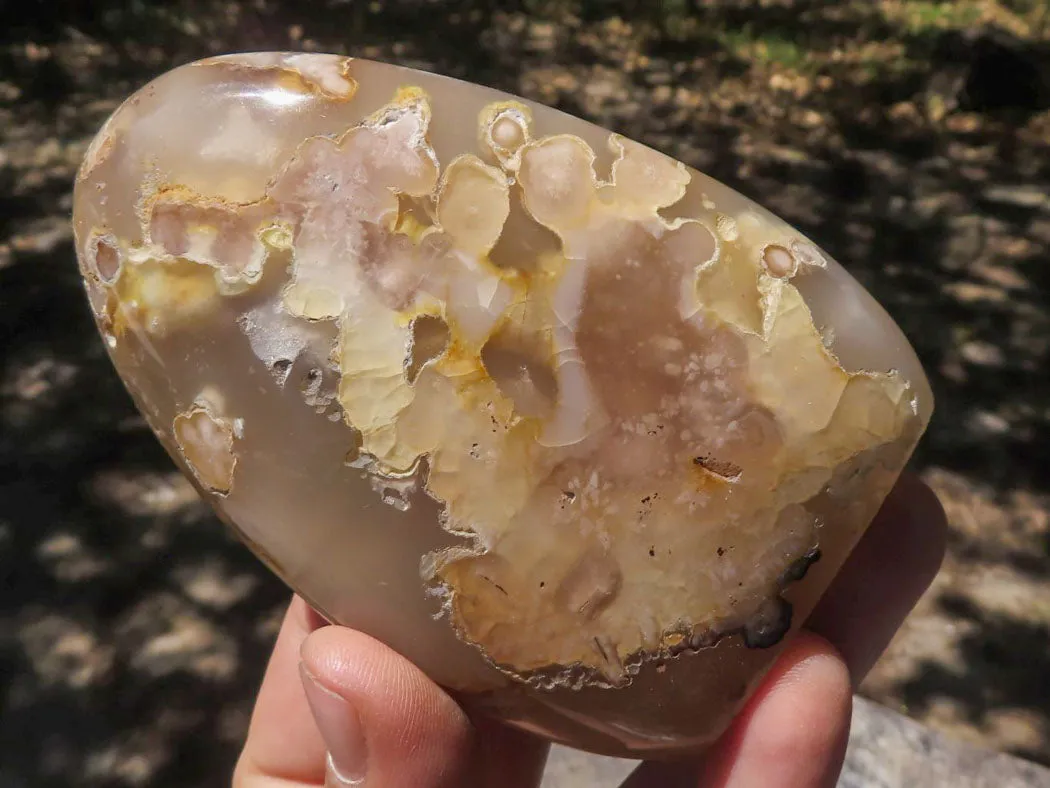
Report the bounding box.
[73,53,932,758]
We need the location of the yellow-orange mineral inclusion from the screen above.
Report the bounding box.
[73,54,932,758]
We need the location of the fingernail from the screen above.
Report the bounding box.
[300,662,368,785]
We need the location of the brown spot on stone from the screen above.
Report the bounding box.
[693,455,743,482]
[406,314,450,384]
[173,404,237,495]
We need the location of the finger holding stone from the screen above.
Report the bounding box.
[300,625,548,788]
[805,472,948,685]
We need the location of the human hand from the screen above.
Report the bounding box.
[234,473,946,787]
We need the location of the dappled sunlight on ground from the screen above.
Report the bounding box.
[1,1,1048,785]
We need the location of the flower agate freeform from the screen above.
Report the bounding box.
[73,54,932,757]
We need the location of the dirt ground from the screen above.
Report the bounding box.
[1,1,1048,785]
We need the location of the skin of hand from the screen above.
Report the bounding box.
[233,473,947,788]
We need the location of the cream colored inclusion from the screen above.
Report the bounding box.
[194,53,358,100]
[90,81,917,686]
[173,399,238,495]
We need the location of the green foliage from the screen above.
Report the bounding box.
[893,1,986,34]
[658,0,690,18]
[718,24,810,72]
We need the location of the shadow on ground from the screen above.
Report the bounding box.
[0,2,1047,785]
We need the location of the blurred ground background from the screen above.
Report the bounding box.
[1,1,1049,785]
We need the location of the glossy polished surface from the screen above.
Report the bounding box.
[73,53,932,757]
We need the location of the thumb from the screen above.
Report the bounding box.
[299,625,547,788]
